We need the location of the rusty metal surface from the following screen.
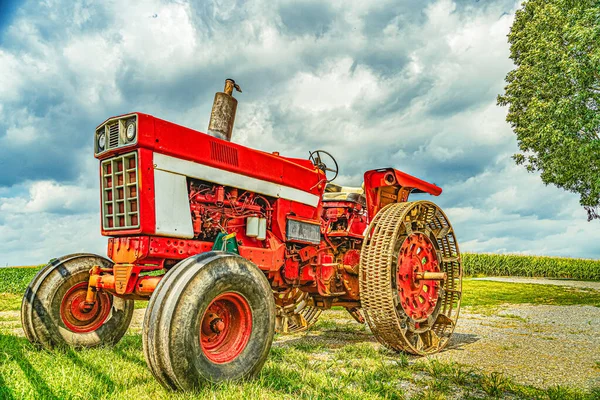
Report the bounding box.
[207,79,241,141]
[359,200,462,355]
[274,288,322,334]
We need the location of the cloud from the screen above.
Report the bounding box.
[0,180,97,214]
[0,0,598,266]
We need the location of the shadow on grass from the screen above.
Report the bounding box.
[0,333,123,399]
[64,348,116,396]
[113,337,148,369]
[278,326,480,356]
[276,328,376,350]
[0,334,60,400]
[0,367,16,400]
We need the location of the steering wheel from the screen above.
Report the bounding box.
[309,150,339,182]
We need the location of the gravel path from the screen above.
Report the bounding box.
[430,304,600,389]
[472,276,600,290]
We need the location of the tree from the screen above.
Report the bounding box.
[498,0,600,220]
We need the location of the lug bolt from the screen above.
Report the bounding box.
[211,319,225,333]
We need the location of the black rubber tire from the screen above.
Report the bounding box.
[21,253,134,349]
[143,252,276,391]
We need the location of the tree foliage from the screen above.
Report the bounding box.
[498,0,600,220]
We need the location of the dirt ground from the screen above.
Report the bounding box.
[431,304,600,389]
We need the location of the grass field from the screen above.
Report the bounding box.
[1,265,600,399]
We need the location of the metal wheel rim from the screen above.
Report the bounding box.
[200,292,253,364]
[60,282,112,333]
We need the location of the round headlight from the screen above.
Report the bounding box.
[126,122,136,141]
[98,132,106,150]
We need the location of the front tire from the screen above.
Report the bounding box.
[143,252,276,391]
[21,253,134,349]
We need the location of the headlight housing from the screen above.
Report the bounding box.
[126,121,136,141]
[94,114,138,154]
[98,131,106,151]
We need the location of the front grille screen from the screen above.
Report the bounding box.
[108,122,120,149]
[101,152,140,230]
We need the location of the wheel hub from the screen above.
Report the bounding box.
[200,292,252,364]
[60,282,112,333]
[397,232,441,321]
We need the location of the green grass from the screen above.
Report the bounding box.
[1,262,600,398]
[463,253,600,280]
[0,267,41,312]
[0,267,42,294]
[0,294,21,311]
[0,325,598,400]
[462,279,600,309]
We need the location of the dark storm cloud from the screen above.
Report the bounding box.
[361,0,428,36]
[278,1,334,37]
[116,65,221,111]
[0,145,80,186]
[364,80,436,120]
[0,91,109,186]
[355,50,412,78]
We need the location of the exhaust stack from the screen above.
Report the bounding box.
[207,78,241,141]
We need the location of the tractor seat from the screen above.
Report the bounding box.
[323,183,366,206]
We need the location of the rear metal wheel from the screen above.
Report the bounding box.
[359,201,462,355]
[274,289,321,334]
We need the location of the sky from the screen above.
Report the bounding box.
[0,0,598,266]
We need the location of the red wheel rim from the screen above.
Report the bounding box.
[60,282,112,333]
[397,233,441,321]
[200,292,252,364]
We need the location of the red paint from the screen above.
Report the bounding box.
[396,233,441,321]
[364,168,442,220]
[90,111,445,311]
[343,250,360,268]
[60,282,112,333]
[200,292,252,364]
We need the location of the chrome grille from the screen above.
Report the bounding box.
[101,152,139,230]
[108,123,120,149]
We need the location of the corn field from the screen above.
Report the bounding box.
[463,253,600,281]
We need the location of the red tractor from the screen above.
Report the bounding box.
[22,79,462,390]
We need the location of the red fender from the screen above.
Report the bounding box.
[363,168,442,221]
